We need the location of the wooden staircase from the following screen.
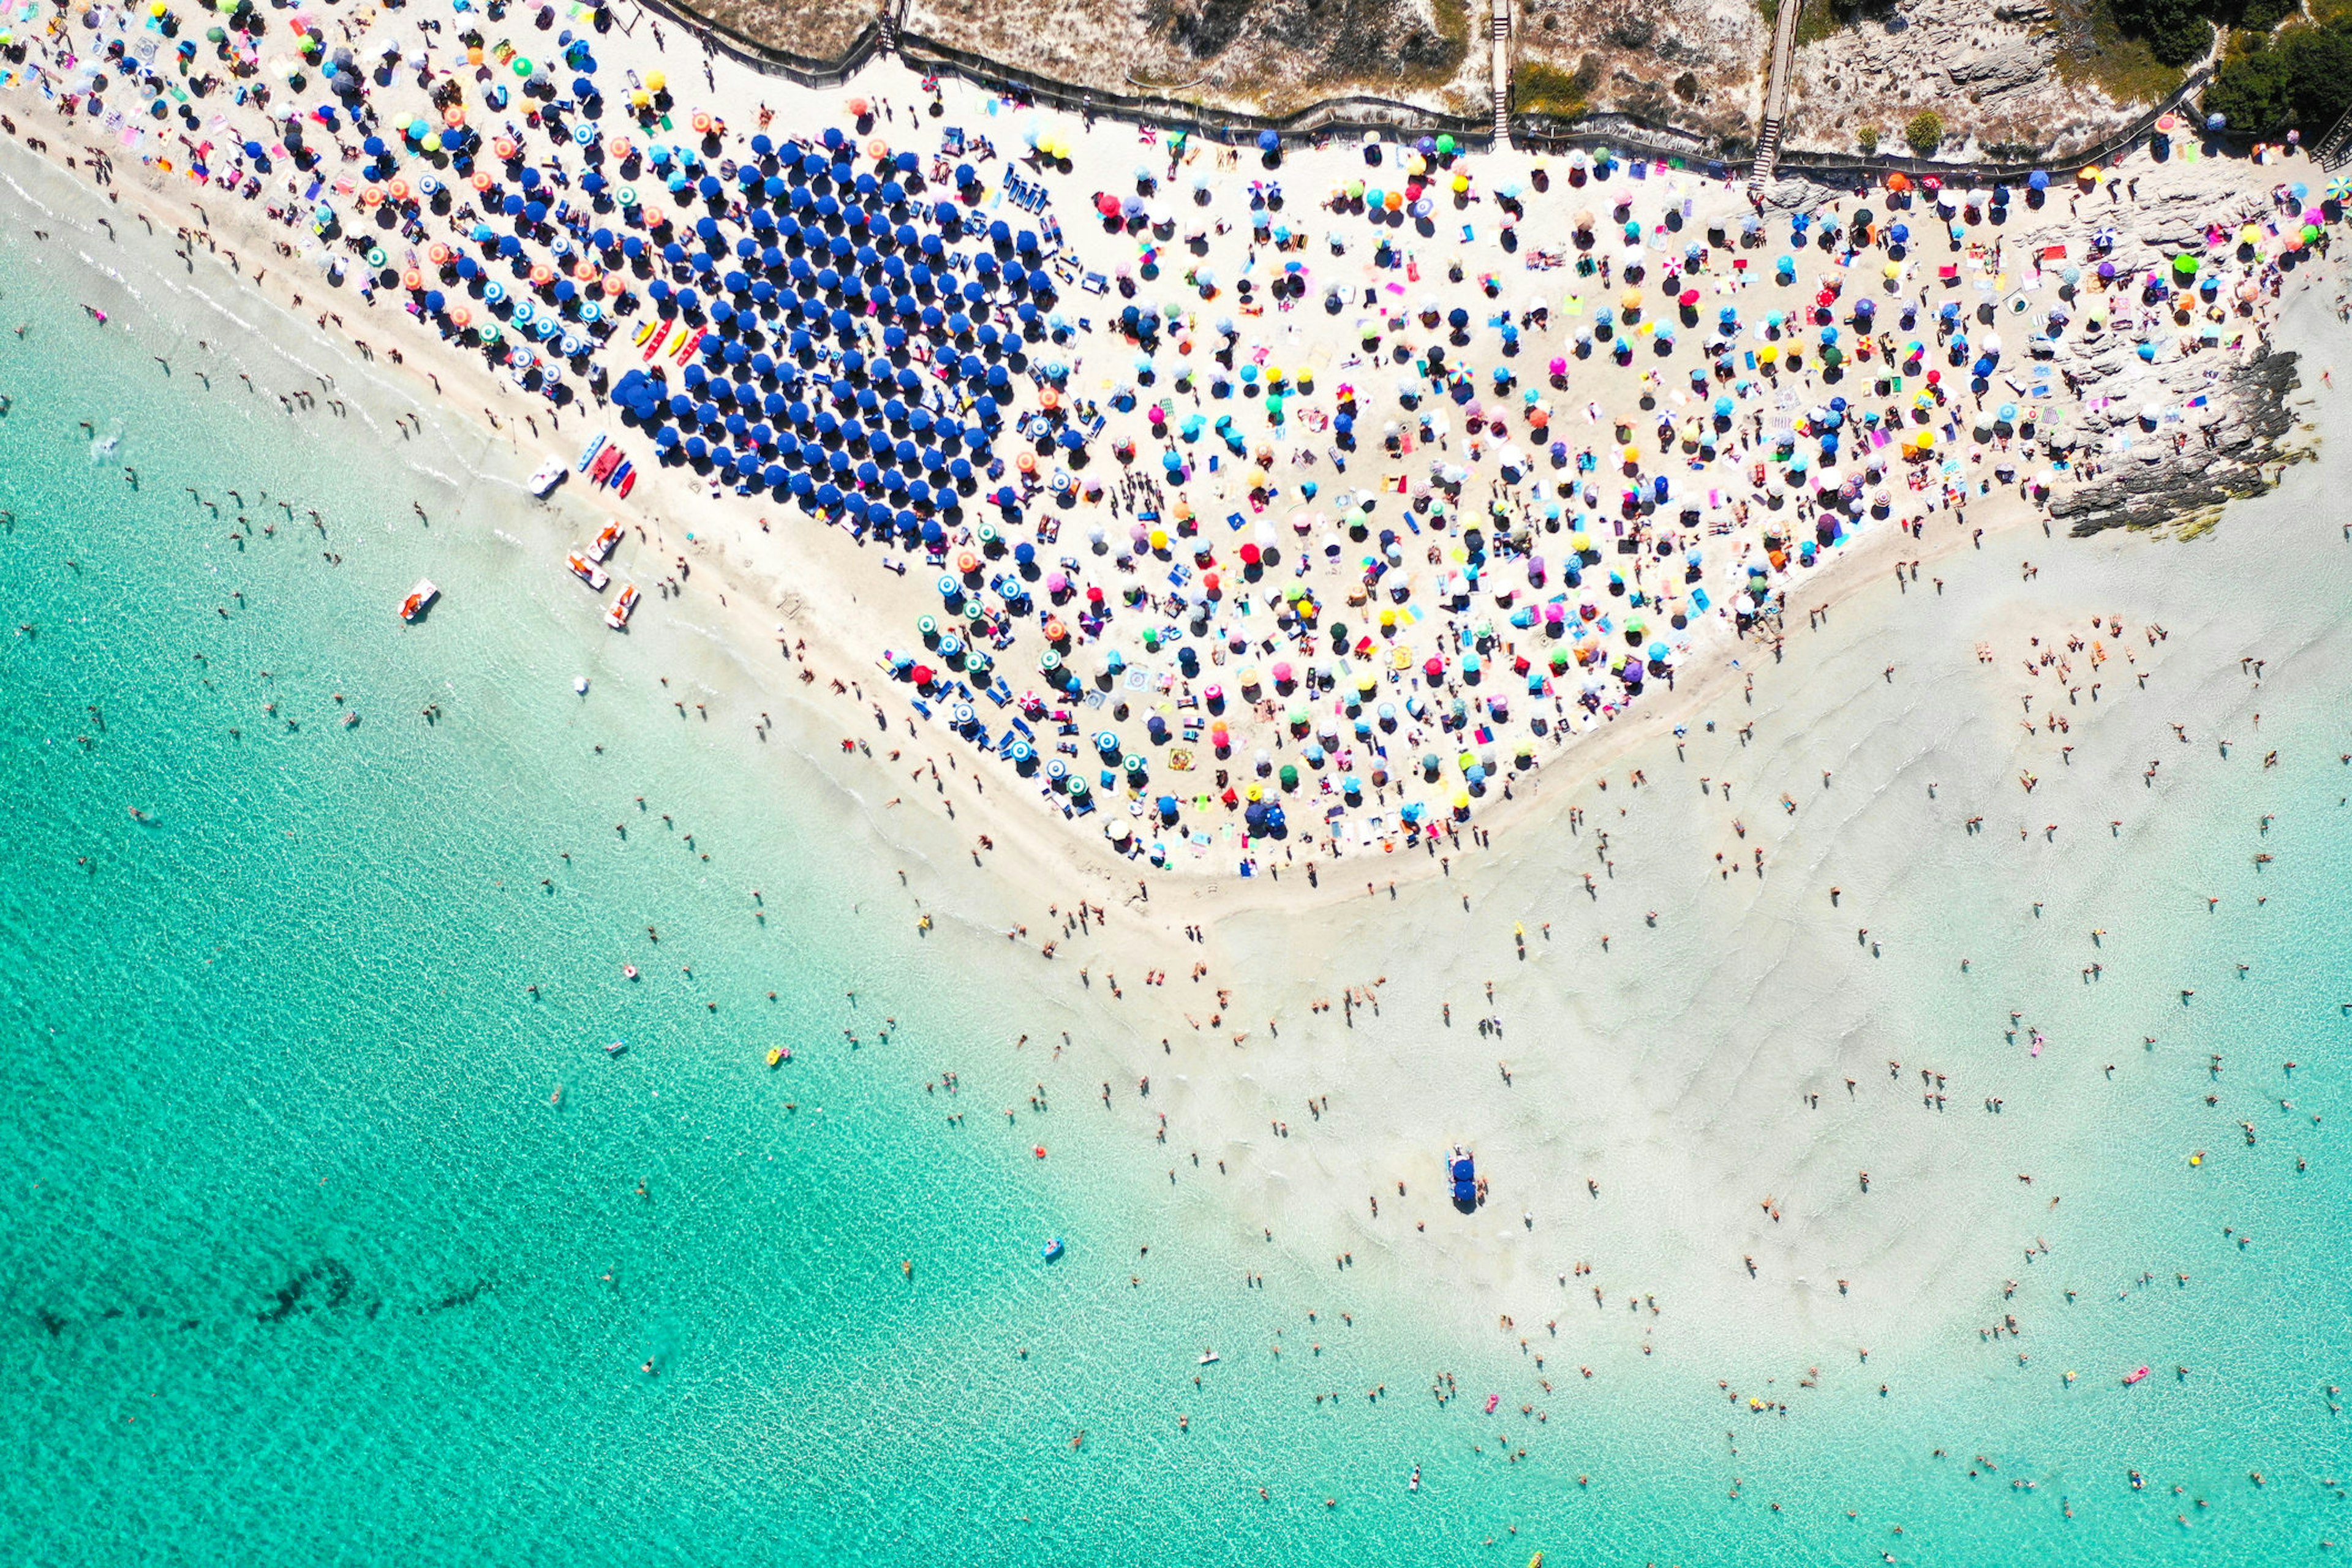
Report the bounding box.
[2316,100,2352,170]
[1748,0,1801,198]
[1748,114,1785,197]
[1490,0,1511,143]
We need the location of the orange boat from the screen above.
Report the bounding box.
[587,519,624,560]
[605,582,639,630]
[566,551,609,591]
[399,579,439,622]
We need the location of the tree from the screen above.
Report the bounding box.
[1904,111,1943,155]
[2206,22,2352,135]
[2204,32,2293,130]
[2109,0,2220,67]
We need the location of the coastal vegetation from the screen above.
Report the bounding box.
[2052,0,2188,105]
[1513,55,1599,120]
[2201,13,2352,135]
[2106,0,2294,66]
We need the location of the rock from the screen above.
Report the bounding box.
[2052,346,2302,535]
[1946,45,2043,99]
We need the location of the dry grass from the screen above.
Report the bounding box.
[1513,58,1593,119]
[689,0,884,61]
[1510,0,1764,138]
[901,0,1483,116]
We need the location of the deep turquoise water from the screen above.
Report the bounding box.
[6,144,2352,1564]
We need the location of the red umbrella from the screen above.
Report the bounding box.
[1423,656,1445,679]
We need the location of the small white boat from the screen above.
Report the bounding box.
[587,519,624,562]
[527,457,567,496]
[1198,1349,1220,1366]
[399,579,438,622]
[566,551,610,591]
[605,582,639,630]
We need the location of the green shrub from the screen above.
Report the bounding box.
[1903,110,1943,154]
[1856,124,1880,154]
[2109,0,2219,66]
[2204,21,2352,135]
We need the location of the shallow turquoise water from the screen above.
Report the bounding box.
[5,146,2352,1565]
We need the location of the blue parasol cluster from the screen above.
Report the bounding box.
[600,125,1057,528]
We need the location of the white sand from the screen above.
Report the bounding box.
[8,4,2349,1389]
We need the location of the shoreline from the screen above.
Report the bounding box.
[0,33,2324,902]
[0,0,2342,1354]
[9,47,2352,1561]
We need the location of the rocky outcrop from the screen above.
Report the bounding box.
[1784,0,2143,157]
[2051,346,2304,535]
[1943,45,2045,99]
[1996,162,2312,535]
[902,0,1489,116]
